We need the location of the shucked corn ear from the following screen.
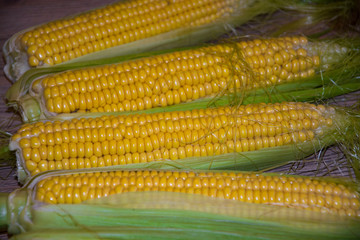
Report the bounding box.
[34,169,360,216]
[9,101,343,183]
[7,35,360,122]
[0,168,359,238]
[3,0,356,83]
[20,0,237,69]
[3,0,268,82]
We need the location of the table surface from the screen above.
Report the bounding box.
[0,0,359,239]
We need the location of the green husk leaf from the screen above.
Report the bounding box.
[330,107,360,181]
[9,223,360,240]
[0,116,20,171]
[0,193,9,232]
[269,0,357,37]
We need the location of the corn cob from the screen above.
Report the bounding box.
[0,168,359,238]
[3,0,266,82]
[8,101,343,183]
[33,36,318,114]
[4,0,355,83]
[21,0,238,69]
[35,169,360,216]
[7,36,360,122]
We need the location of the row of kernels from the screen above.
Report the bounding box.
[18,114,320,150]
[23,129,315,175]
[37,46,215,90]
[27,23,169,67]
[38,183,359,217]
[37,54,221,102]
[246,54,317,73]
[44,83,208,113]
[36,170,356,196]
[22,0,156,43]
[13,101,326,132]
[236,37,304,54]
[23,0,176,48]
[11,115,322,145]
[12,102,330,140]
[41,58,227,101]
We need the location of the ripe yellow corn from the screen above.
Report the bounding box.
[1,167,358,237]
[35,169,360,217]
[28,36,320,116]
[10,102,335,178]
[6,0,265,82]
[21,0,237,68]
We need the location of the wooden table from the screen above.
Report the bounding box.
[0,0,358,239]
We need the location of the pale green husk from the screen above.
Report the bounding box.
[2,170,359,239]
